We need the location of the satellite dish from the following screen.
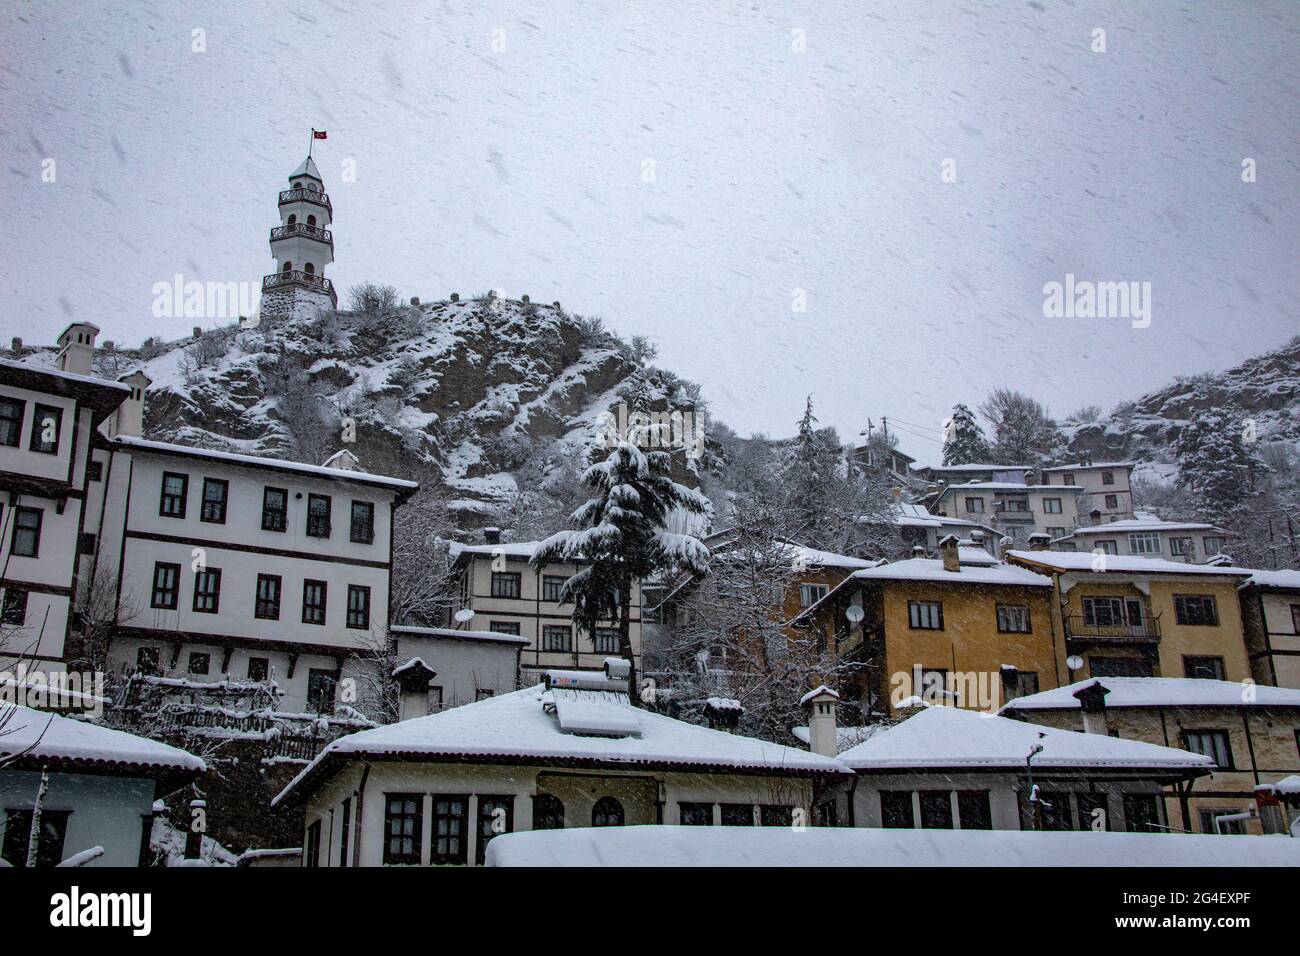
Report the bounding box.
[845,605,865,623]
[454,608,475,623]
[1066,655,1084,671]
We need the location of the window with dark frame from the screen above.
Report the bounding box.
[488,621,521,635]
[306,494,331,538]
[346,585,370,629]
[541,625,571,652]
[307,668,338,713]
[1182,729,1233,768]
[880,791,914,828]
[350,500,374,544]
[542,575,567,602]
[150,562,180,609]
[11,507,42,557]
[159,472,188,518]
[1203,536,1226,555]
[475,795,514,865]
[261,487,288,532]
[431,795,468,865]
[956,790,992,830]
[247,657,269,682]
[964,496,984,513]
[136,647,161,676]
[759,805,794,827]
[1199,808,1246,835]
[192,568,221,613]
[591,796,624,827]
[532,794,565,830]
[77,532,96,555]
[1102,470,1115,485]
[1038,791,1074,831]
[255,574,282,620]
[908,600,943,630]
[919,791,953,829]
[200,478,229,523]
[1043,497,1062,514]
[187,652,210,675]
[0,397,24,447]
[29,403,62,454]
[1183,655,1225,680]
[490,571,521,598]
[87,460,103,482]
[720,804,754,826]
[1,588,28,626]
[592,627,620,654]
[1123,793,1160,833]
[679,802,713,826]
[996,604,1031,633]
[1076,792,1109,831]
[382,795,422,865]
[1174,594,1218,626]
[2,808,70,867]
[302,579,327,625]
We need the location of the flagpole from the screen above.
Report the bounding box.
[308,128,314,160]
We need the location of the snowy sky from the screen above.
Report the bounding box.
[1,1,1296,465]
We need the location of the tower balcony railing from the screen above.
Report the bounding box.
[262,270,337,306]
[278,187,333,216]
[270,223,333,246]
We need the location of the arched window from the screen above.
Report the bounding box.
[591,796,624,827]
[533,794,565,830]
[307,215,316,227]
[287,214,296,226]
[282,261,292,272]
[304,262,315,275]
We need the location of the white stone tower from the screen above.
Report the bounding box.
[260,155,337,320]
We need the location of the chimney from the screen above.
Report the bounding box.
[998,536,1013,560]
[801,686,840,757]
[320,448,361,471]
[912,544,926,558]
[409,296,421,306]
[1073,680,1110,735]
[703,697,742,732]
[483,526,501,545]
[10,337,22,353]
[939,534,960,572]
[393,658,438,721]
[450,292,459,302]
[56,322,99,375]
[110,371,151,437]
[1028,532,1051,551]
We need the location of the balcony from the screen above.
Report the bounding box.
[270,222,333,247]
[1064,613,1161,644]
[262,269,337,305]
[278,187,333,217]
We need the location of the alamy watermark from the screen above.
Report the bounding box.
[151,273,262,322]
[1,663,105,718]
[1043,273,1151,329]
[594,403,706,460]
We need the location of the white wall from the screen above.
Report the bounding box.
[0,768,155,866]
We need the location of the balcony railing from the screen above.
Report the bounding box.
[278,187,333,216]
[1064,614,1161,644]
[270,223,333,246]
[262,270,337,305]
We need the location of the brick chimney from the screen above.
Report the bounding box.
[56,322,99,376]
[939,533,960,572]
[109,370,151,437]
[1073,680,1110,735]
[801,685,840,757]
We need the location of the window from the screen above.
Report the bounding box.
[759,805,794,827]
[957,790,992,830]
[247,657,269,682]
[1104,494,1119,510]
[11,507,42,557]
[1184,656,1225,680]
[1095,539,1118,555]
[148,562,180,609]
[1061,473,1075,485]
[136,647,160,676]
[77,532,96,555]
[1007,671,1040,700]
[880,791,914,828]
[261,487,287,532]
[1183,730,1233,769]
[346,585,370,629]
[1128,532,1161,554]
[1082,597,1128,627]
[1047,527,1066,539]
[1,588,28,626]
[307,668,338,713]
[302,579,327,625]
[592,796,624,827]
[1076,793,1109,831]
[431,796,468,864]
[29,404,61,454]
[799,583,828,608]
[382,795,422,865]
[1037,791,1073,831]
[1043,498,1062,514]
[159,472,188,518]
[1174,594,1218,626]
[0,397,23,447]
[918,668,948,704]
[1101,470,1115,485]
[1004,497,1030,513]
[306,494,331,537]
[533,794,565,830]
[720,804,754,826]
[1123,794,1160,833]
[200,478,228,523]
[1199,808,1245,835]
[255,574,282,620]
[475,795,513,865]
[964,496,984,513]
[490,571,521,598]
[908,600,943,630]
[2,809,70,867]
[488,620,521,635]
[541,625,571,652]
[1170,537,1193,557]
[87,460,103,482]
[349,501,374,544]
[192,568,221,613]
[542,575,567,602]
[996,604,1031,633]
[592,627,620,654]
[1090,656,1154,677]
[919,791,953,829]
[679,802,713,826]
[1203,535,1226,555]
[187,652,210,675]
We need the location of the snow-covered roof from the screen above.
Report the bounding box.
[1000,677,1300,712]
[448,540,540,561]
[925,462,1032,473]
[836,705,1212,773]
[1008,550,1251,577]
[274,683,847,805]
[0,356,131,394]
[939,481,1084,493]
[107,435,417,493]
[1066,519,1223,535]
[958,546,998,565]
[1240,569,1300,591]
[847,558,1052,587]
[389,624,531,645]
[0,704,205,774]
[484,825,1300,868]
[790,724,886,752]
[1042,461,1136,471]
[289,155,322,180]
[776,541,878,570]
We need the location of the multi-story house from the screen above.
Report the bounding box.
[1040,461,1136,522]
[448,530,643,680]
[1006,548,1253,682]
[1051,517,1229,560]
[1003,676,1300,836]
[1238,569,1300,689]
[930,480,1084,548]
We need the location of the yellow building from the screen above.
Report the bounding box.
[1006,549,1253,683]
[792,537,1061,715]
[1003,677,1300,835]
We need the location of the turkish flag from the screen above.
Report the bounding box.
[312,130,328,140]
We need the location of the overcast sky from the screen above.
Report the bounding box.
[2,1,1296,465]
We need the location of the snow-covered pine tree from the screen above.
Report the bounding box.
[532,432,711,703]
[782,396,840,543]
[1174,409,1265,518]
[942,403,992,465]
